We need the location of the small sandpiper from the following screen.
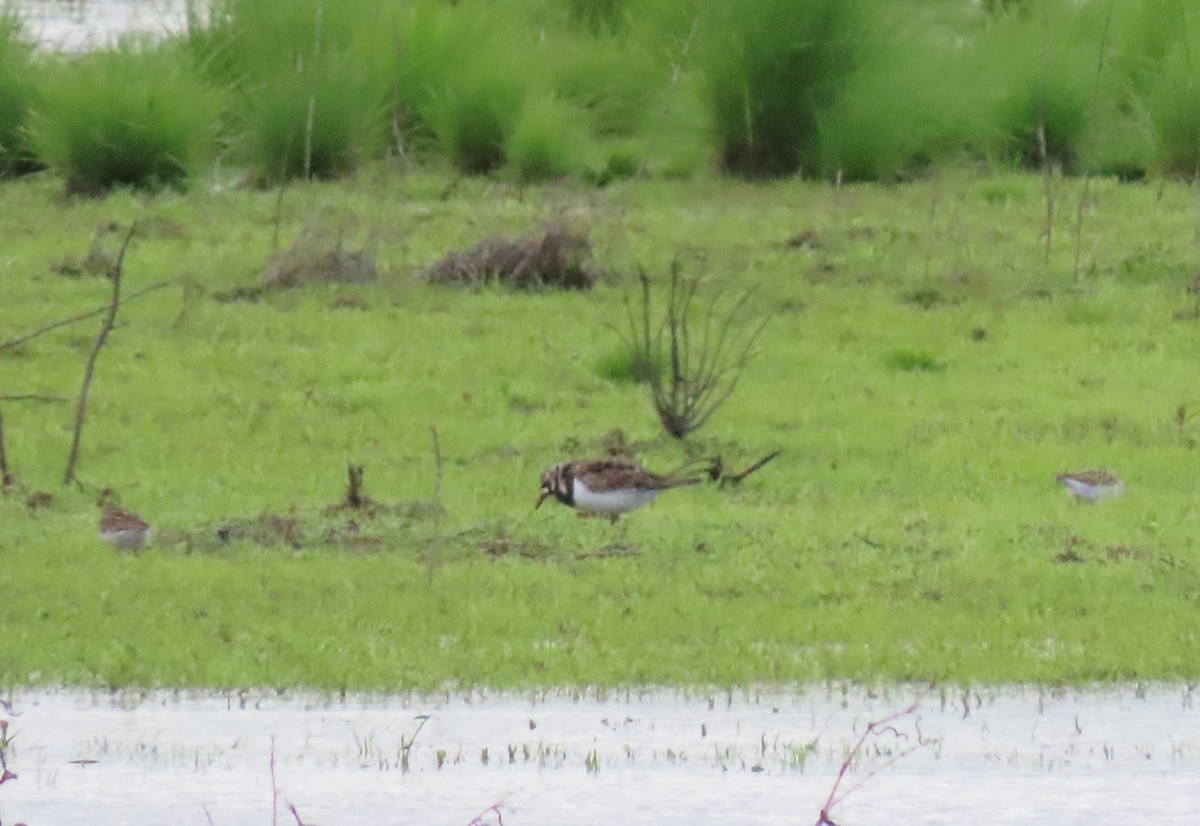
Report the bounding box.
[99,503,153,550]
[1056,470,1123,503]
[536,458,699,522]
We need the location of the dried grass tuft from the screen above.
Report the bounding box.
[424,224,602,290]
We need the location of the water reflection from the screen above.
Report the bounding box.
[17,1,190,51]
[2,684,1197,825]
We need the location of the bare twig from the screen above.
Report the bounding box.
[1037,2,1053,271]
[0,703,17,789]
[345,463,366,508]
[0,395,69,403]
[63,223,137,487]
[424,422,444,571]
[0,278,172,353]
[816,684,938,826]
[270,735,279,826]
[1074,1,1113,279]
[287,803,312,826]
[466,795,513,826]
[431,424,443,504]
[618,258,769,439]
[0,410,9,487]
[707,449,782,487]
[399,714,431,772]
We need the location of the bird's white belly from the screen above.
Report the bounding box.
[573,480,659,514]
[1061,478,1122,502]
[101,527,151,550]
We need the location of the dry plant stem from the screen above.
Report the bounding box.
[344,463,365,508]
[466,797,511,826]
[427,423,444,569]
[717,449,782,487]
[0,278,172,353]
[0,701,16,787]
[638,15,697,180]
[400,714,431,771]
[271,185,286,252]
[816,683,937,826]
[1075,3,1113,279]
[63,223,136,487]
[626,259,768,439]
[0,409,9,486]
[1037,3,1053,271]
[287,803,311,826]
[270,735,279,826]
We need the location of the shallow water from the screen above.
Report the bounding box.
[19,0,190,51]
[2,685,1197,825]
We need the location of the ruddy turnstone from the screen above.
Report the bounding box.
[99,503,153,550]
[1056,470,1123,503]
[536,458,699,520]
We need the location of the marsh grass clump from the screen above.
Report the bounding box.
[816,31,987,181]
[397,5,526,174]
[189,0,393,183]
[506,95,589,182]
[29,43,222,194]
[424,224,602,290]
[976,2,1101,172]
[1144,33,1200,176]
[0,10,38,176]
[696,0,868,177]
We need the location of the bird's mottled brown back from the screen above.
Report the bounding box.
[568,458,697,492]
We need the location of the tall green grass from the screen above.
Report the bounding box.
[189,0,394,182]
[695,0,869,177]
[27,43,222,193]
[0,9,37,175]
[395,3,533,175]
[11,0,1200,187]
[974,2,1101,172]
[816,30,988,181]
[1142,10,1200,176]
[507,94,589,181]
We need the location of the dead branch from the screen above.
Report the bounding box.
[0,278,173,353]
[430,423,443,558]
[0,395,69,403]
[344,463,366,508]
[431,424,443,504]
[63,223,137,486]
[706,450,782,487]
[816,683,938,826]
[270,735,279,826]
[466,795,513,826]
[620,258,769,439]
[0,410,9,487]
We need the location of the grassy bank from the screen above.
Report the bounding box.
[2,167,1200,690]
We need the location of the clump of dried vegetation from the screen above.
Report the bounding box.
[424,223,604,290]
[215,222,377,302]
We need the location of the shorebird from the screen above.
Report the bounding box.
[1056,470,1123,503]
[99,503,153,550]
[536,458,699,522]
